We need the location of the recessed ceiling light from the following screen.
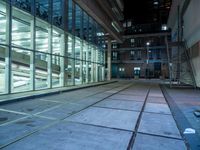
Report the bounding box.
[154,1,158,5]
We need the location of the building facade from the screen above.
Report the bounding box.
[111,23,170,79]
[0,0,124,95]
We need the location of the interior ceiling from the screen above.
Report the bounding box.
[123,0,172,24]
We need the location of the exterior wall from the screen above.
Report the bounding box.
[0,0,106,95]
[183,0,200,87]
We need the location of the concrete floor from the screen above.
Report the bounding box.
[0,80,191,149]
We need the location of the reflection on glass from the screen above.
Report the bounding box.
[75,4,82,37]
[36,20,49,53]
[35,52,49,89]
[36,0,49,22]
[68,0,73,33]
[12,0,31,13]
[75,38,81,59]
[68,35,73,58]
[82,61,86,83]
[52,28,62,56]
[12,18,31,49]
[0,45,6,93]
[83,12,88,40]
[67,58,73,85]
[52,55,61,87]
[75,59,81,85]
[53,0,62,27]
[0,2,6,44]
[11,48,31,93]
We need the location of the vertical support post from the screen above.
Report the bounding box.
[5,2,12,94]
[107,38,112,80]
[91,46,94,82]
[48,27,52,88]
[86,44,89,83]
[30,19,35,90]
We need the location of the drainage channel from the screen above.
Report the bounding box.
[127,86,151,150]
[0,82,134,149]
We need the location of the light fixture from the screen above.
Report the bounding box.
[146,42,150,46]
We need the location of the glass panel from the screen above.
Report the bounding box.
[75,37,81,60]
[52,28,63,56]
[12,15,31,49]
[11,48,31,93]
[83,12,88,41]
[75,59,81,85]
[67,58,73,85]
[35,19,49,53]
[35,52,49,89]
[88,61,91,82]
[0,45,6,94]
[82,61,86,84]
[75,4,82,37]
[52,55,61,87]
[67,35,73,58]
[53,0,62,27]
[0,2,6,44]
[88,17,93,43]
[36,0,49,22]
[83,42,88,61]
[68,0,73,33]
[12,0,31,13]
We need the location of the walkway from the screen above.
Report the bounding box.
[0,80,188,149]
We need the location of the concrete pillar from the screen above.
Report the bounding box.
[107,38,112,80]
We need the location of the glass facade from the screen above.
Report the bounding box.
[0,0,105,95]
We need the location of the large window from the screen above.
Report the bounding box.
[36,0,49,22]
[35,52,49,89]
[11,48,31,93]
[0,45,6,94]
[0,2,6,45]
[0,0,106,95]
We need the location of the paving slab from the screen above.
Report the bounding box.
[138,112,182,139]
[66,107,140,131]
[0,110,26,125]
[144,103,171,114]
[109,94,146,102]
[38,103,86,119]
[94,99,143,111]
[146,96,166,104]
[0,99,59,115]
[3,122,132,150]
[132,133,187,150]
[0,116,51,147]
[74,97,104,106]
[92,93,113,99]
[119,90,148,96]
[148,92,164,98]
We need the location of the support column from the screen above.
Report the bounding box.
[5,3,11,94]
[80,40,83,84]
[48,27,52,88]
[107,38,112,80]
[86,44,89,83]
[91,46,94,82]
[30,19,35,91]
[95,49,98,82]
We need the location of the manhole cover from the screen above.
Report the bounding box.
[0,117,8,122]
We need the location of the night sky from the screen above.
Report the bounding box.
[123,0,170,24]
